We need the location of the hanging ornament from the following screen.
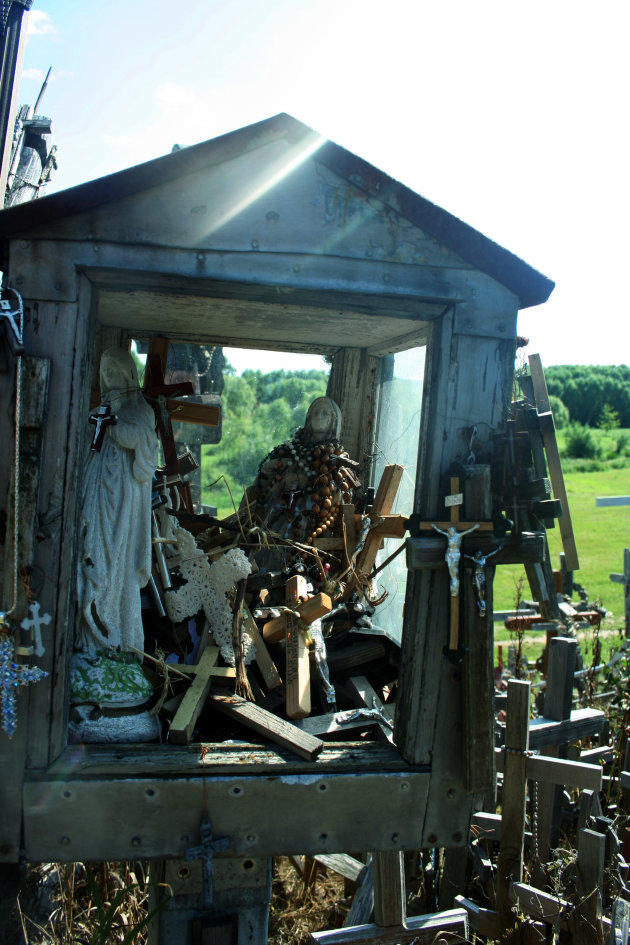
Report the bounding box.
[0,633,48,737]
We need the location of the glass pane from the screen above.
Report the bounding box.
[371,347,425,643]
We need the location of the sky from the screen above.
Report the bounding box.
[15,0,630,370]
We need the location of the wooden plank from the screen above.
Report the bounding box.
[497,679,530,932]
[372,850,405,927]
[462,548,495,796]
[344,858,373,927]
[209,693,323,761]
[528,707,606,749]
[311,909,468,944]
[454,896,501,939]
[535,637,577,863]
[326,347,379,470]
[314,854,366,884]
[574,827,605,945]
[596,495,630,507]
[165,398,220,427]
[28,287,99,767]
[395,315,518,835]
[528,353,579,570]
[23,767,430,861]
[169,646,220,745]
[495,749,602,791]
[510,881,570,928]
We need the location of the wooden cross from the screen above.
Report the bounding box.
[341,464,407,601]
[183,813,230,907]
[88,404,117,451]
[420,476,493,652]
[168,644,236,745]
[262,576,332,719]
[142,338,221,512]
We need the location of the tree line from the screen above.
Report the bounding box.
[201,366,329,514]
[544,365,630,427]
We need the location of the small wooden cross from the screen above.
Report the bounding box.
[184,813,230,907]
[20,601,52,658]
[420,477,493,652]
[88,404,117,452]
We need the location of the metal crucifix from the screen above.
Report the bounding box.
[421,477,493,653]
[184,813,230,907]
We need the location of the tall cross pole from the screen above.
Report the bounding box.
[420,477,493,653]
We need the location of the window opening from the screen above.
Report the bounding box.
[371,347,425,643]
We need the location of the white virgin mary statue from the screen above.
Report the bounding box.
[71,348,160,741]
[76,348,158,656]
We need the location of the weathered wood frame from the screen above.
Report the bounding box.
[0,216,519,865]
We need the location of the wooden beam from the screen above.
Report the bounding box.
[209,693,323,761]
[528,353,579,570]
[497,679,530,932]
[310,909,468,944]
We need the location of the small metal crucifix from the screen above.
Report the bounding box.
[184,813,230,907]
[88,404,117,452]
[421,477,493,653]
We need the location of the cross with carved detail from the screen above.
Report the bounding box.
[420,477,494,651]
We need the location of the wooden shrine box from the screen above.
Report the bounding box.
[0,114,553,866]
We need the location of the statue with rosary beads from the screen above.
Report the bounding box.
[253,396,360,554]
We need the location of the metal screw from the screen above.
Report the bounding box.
[251,239,259,249]
[452,832,463,843]
[60,836,70,845]
[391,833,400,843]
[400,782,409,791]
[446,788,456,800]
[131,836,141,847]
[427,834,438,845]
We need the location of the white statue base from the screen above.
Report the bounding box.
[69,652,159,744]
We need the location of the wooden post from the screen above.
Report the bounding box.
[497,678,530,933]
[528,354,579,571]
[574,827,605,945]
[534,636,577,866]
[372,851,405,928]
[283,575,311,719]
[609,547,630,639]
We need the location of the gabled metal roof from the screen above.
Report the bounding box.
[0,112,554,308]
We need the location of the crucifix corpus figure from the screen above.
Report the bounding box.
[464,546,502,617]
[432,521,479,597]
[422,477,494,653]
